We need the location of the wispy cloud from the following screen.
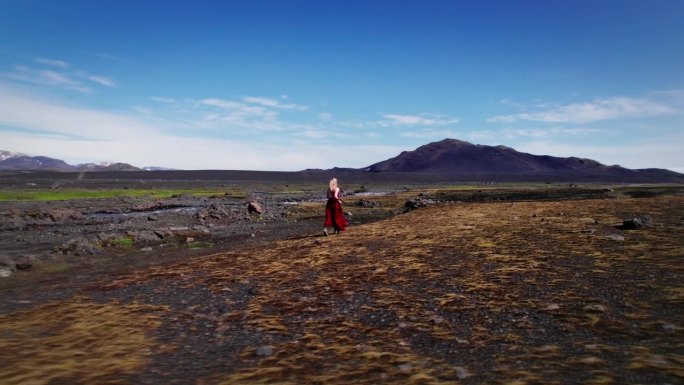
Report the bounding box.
[35,58,70,68]
[488,97,676,124]
[95,53,125,62]
[381,113,459,126]
[243,96,309,111]
[150,96,178,104]
[400,129,460,138]
[1,58,116,93]
[87,75,116,88]
[464,127,606,143]
[502,127,602,139]
[2,66,92,93]
[515,138,684,172]
[0,85,402,170]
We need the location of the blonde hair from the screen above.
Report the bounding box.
[329,178,338,190]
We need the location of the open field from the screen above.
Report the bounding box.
[1,181,682,384]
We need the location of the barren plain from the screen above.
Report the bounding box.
[0,175,682,384]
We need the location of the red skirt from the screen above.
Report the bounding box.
[324,198,348,231]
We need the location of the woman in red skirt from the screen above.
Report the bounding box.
[324,177,348,236]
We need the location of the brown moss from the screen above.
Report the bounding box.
[14,196,684,383]
[0,295,167,385]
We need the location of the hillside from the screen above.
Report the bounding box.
[364,139,682,181]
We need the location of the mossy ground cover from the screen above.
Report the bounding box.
[0,188,246,202]
[1,195,682,384]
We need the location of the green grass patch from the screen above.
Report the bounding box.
[36,261,71,274]
[0,188,246,202]
[186,241,214,250]
[116,237,135,247]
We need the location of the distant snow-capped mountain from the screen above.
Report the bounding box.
[0,150,28,162]
[0,150,173,172]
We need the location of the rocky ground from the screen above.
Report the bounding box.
[0,184,682,384]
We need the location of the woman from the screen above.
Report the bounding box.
[323,177,348,236]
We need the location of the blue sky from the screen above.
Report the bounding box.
[1,0,683,171]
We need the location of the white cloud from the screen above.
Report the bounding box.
[318,112,332,121]
[382,113,459,126]
[465,130,497,140]
[488,97,676,124]
[35,58,70,68]
[400,129,460,138]
[243,96,309,111]
[150,96,177,104]
[132,106,152,115]
[0,84,157,140]
[469,127,604,140]
[87,75,116,88]
[2,57,118,93]
[2,66,92,93]
[515,139,684,172]
[0,84,411,170]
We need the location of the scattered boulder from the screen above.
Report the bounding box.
[621,215,653,230]
[14,256,34,270]
[247,201,263,214]
[44,208,84,223]
[356,199,380,208]
[0,256,15,278]
[131,200,164,212]
[404,198,435,212]
[9,208,84,224]
[58,237,103,256]
[128,230,165,244]
[196,204,235,221]
[0,267,12,278]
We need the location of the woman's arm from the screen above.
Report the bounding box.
[334,188,342,203]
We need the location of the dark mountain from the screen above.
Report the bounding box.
[364,139,682,181]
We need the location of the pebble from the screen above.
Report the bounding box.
[606,234,625,242]
[455,366,472,379]
[256,345,274,356]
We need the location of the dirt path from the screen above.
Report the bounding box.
[1,196,683,384]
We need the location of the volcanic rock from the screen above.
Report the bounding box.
[14,256,34,270]
[129,230,164,244]
[196,204,234,220]
[356,199,379,208]
[621,215,653,230]
[59,237,103,256]
[404,198,435,212]
[247,201,263,214]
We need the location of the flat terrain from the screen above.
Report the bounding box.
[1,185,682,384]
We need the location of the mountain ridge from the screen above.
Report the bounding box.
[0,152,150,172]
[362,139,681,180]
